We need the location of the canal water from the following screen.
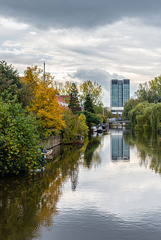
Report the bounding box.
[1,129,161,240]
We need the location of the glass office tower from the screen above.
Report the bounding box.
[123,79,130,105]
[110,79,130,107]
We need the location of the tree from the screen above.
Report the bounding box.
[149,75,161,102]
[0,60,22,93]
[122,98,140,120]
[55,81,72,95]
[135,82,150,102]
[69,83,81,114]
[83,111,102,130]
[78,113,89,136]
[24,65,42,89]
[79,80,103,106]
[0,98,42,174]
[24,65,64,135]
[115,112,119,119]
[62,109,88,144]
[0,62,37,108]
[27,82,65,135]
[94,106,113,118]
[135,75,161,103]
[84,93,95,113]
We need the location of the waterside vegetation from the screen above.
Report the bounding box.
[123,75,161,133]
[0,61,106,174]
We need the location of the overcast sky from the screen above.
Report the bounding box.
[1,0,161,106]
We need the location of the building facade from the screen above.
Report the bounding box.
[110,79,130,116]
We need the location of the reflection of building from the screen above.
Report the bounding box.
[110,79,130,116]
[111,133,130,161]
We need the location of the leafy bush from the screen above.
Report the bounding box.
[62,109,88,144]
[0,98,42,174]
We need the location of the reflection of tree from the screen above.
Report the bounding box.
[124,131,161,174]
[0,145,81,240]
[83,136,101,168]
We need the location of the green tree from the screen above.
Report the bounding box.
[0,61,35,108]
[0,60,22,93]
[62,109,88,144]
[122,98,140,120]
[135,82,150,102]
[56,81,72,95]
[83,111,102,130]
[135,75,161,103]
[69,83,81,114]
[84,93,95,113]
[0,97,42,174]
[79,80,103,106]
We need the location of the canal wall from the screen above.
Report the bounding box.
[41,135,61,150]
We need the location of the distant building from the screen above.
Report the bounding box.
[110,79,130,116]
[59,95,70,104]
[56,95,69,109]
[59,95,83,111]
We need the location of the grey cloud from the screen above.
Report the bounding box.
[1,0,161,29]
[69,68,125,89]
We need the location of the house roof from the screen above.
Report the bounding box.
[56,95,67,103]
[59,95,70,100]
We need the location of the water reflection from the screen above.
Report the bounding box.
[124,131,161,175]
[110,130,130,162]
[1,131,161,240]
[0,145,81,240]
[83,135,101,168]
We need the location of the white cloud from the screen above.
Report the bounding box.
[0,15,161,105]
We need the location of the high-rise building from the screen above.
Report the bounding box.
[110,79,130,116]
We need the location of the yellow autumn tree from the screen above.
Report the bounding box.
[24,65,42,89]
[24,66,65,134]
[28,82,65,133]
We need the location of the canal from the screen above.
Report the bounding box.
[1,129,161,240]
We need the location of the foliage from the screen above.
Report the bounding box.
[24,65,42,88]
[129,101,150,130]
[55,80,72,95]
[0,62,36,108]
[84,93,95,113]
[27,81,65,135]
[97,113,107,123]
[83,111,102,130]
[24,65,64,135]
[17,82,35,108]
[0,60,22,93]
[124,74,161,132]
[69,83,81,114]
[104,108,114,118]
[135,75,161,103]
[78,113,89,135]
[0,98,42,174]
[122,98,140,120]
[125,100,161,132]
[94,106,113,119]
[115,112,119,119]
[62,109,88,144]
[79,80,103,106]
